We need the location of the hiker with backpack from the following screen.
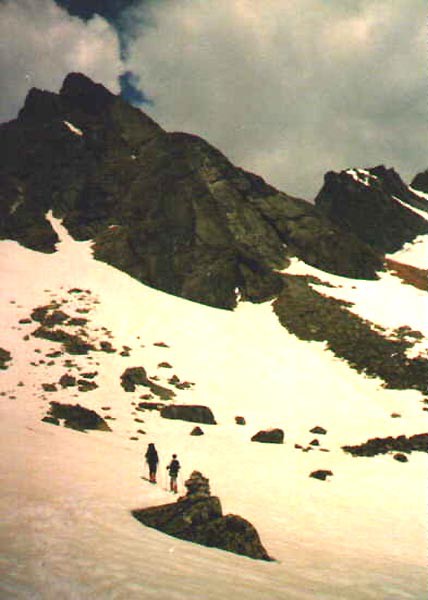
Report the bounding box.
[145,443,159,483]
[167,454,180,493]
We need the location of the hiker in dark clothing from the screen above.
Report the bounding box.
[145,443,159,483]
[167,454,180,493]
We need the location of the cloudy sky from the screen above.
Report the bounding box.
[0,0,425,198]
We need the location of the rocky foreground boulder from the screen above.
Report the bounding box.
[132,471,272,561]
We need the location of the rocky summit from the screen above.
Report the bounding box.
[4,73,426,309]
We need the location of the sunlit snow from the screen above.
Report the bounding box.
[345,168,377,187]
[1,216,427,599]
[387,235,428,271]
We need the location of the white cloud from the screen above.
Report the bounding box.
[124,0,427,197]
[0,0,123,122]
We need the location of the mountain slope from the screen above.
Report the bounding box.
[1,216,427,599]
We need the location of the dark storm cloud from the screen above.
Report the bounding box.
[54,0,156,56]
[53,0,141,23]
[119,71,152,105]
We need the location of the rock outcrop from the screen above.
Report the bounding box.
[132,471,272,561]
[0,73,388,310]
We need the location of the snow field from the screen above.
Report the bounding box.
[0,215,427,599]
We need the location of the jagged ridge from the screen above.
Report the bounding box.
[0,73,394,309]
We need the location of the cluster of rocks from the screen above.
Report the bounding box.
[342,433,428,457]
[132,471,272,561]
[41,371,99,394]
[120,366,175,400]
[273,274,428,393]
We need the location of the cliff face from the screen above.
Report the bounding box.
[3,73,426,308]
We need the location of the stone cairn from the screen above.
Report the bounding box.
[181,471,211,500]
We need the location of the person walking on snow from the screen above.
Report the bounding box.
[145,443,159,483]
[167,454,180,493]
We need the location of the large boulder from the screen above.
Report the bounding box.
[161,404,216,425]
[132,471,272,561]
[251,428,284,444]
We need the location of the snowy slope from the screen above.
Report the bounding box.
[1,217,427,599]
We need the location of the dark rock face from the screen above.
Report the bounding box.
[251,428,284,444]
[161,405,216,425]
[342,433,428,457]
[132,471,272,561]
[315,167,428,253]
[0,74,386,310]
[47,401,111,432]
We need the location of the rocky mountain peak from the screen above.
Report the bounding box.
[411,169,428,194]
[59,72,115,114]
[1,73,426,309]
[18,87,62,122]
[315,166,428,253]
